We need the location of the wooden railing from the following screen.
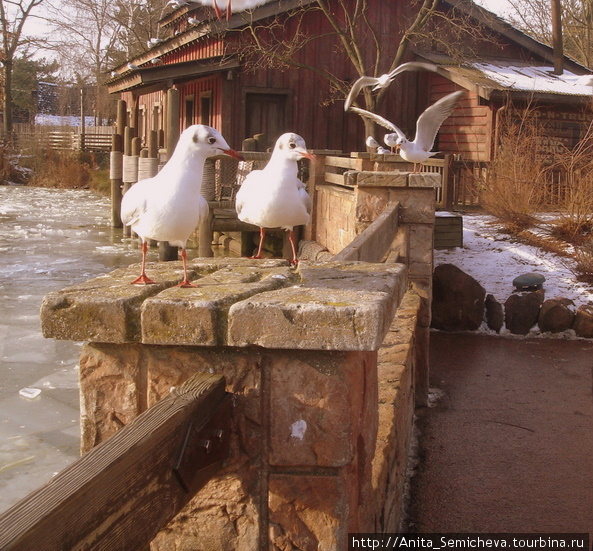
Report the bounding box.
[0,373,231,551]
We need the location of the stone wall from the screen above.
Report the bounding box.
[41,257,422,549]
[305,160,439,407]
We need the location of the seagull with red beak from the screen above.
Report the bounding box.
[236,133,314,264]
[121,124,242,286]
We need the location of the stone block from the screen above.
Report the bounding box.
[298,261,407,296]
[355,171,408,188]
[40,263,192,343]
[409,224,435,266]
[269,350,376,467]
[268,473,354,550]
[142,345,265,551]
[408,172,441,188]
[389,189,435,224]
[79,343,144,453]
[228,286,395,351]
[141,267,293,346]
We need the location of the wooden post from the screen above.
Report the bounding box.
[122,127,135,238]
[303,153,327,242]
[80,88,86,152]
[148,129,158,159]
[161,88,181,261]
[116,100,127,137]
[442,153,454,211]
[166,88,180,161]
[110,133,123,228]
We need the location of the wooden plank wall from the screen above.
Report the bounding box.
[432,75,492,162]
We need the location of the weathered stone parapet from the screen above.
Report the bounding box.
[41,258,407,351]
[41,255,419,549]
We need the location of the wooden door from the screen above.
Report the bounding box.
[245,92,288,150]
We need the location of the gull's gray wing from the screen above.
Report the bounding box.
[415,90,463,151]
[386,61,438,81]
[349,106,406,141]
[344,76,381,111]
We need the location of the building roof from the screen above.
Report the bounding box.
[466,62,593,97]
[422,54,593,103]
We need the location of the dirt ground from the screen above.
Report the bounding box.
[406,331,593,539]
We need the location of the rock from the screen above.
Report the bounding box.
[573,304,593,338]
[431,264,486,331]
[485,294,504,333]
[504,290,545,335]
[512,272,545,291]
[538,297,576,333]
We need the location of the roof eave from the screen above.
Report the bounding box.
[106,56,240,94]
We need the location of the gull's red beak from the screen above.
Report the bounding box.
[300,151,316,161]
[223,148,244,161]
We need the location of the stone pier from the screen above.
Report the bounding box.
[40,256,422,549]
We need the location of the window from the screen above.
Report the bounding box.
[184,96,195,128]
[200,92,212,126]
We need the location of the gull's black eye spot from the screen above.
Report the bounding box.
[207,136,216,145]
[289,142,296,149]
[193,134,199,143]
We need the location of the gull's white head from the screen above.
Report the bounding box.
[384,132,405,151]
[274,132,315,161]
[366,135,380,149]
[179,125,243,160]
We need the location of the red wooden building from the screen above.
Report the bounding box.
[106,0,593,161]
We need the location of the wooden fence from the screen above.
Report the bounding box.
[2,125,114,153]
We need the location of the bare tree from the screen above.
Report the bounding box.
[235,0,493,137]
[0,0,45,133]
[42,0,169,120]
[506,0,593,68]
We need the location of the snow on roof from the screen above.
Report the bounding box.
[469,62,593,97]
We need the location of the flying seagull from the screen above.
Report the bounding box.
[350,90,464,172]
[344,61,439,111]
[236,133,313,264]
[121,125,242,286]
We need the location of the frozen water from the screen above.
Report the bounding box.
[0,185,140,513]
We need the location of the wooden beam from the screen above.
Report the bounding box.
[0,373,230,551]
[332,202,400,263]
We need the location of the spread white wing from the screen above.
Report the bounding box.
[415,90,463,152]
[344,76,382,111]
[344,62,439,111]
[386,61,438,81]
[349,107,406,141]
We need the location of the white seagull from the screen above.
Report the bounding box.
[127,62,139,71]
[121,125,242,286]
[350,90,464,172]
[344,61,439,111]
[365,135,389,155]
[188,16,201,24]
[187,0,270,20]
[236,133,313,264]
